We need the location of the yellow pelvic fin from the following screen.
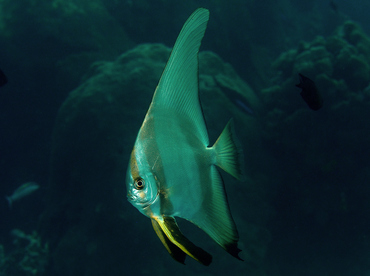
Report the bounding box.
[151,219,186,264]
[153,216,212,266]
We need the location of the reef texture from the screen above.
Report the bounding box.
[261,20,370,157]
[260,20,370,257]
[263,20,370,112]
[0,230,48,276]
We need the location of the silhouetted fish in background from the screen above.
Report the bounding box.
[0,69,7,87]
[329,0,338,13]
[218,85,254,115]
[5,182,40,209]
[296,73,323,110]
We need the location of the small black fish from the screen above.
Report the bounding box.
[329,0,338,13]
[0,69,8,87]
[296,73,323,110]
[217,84,254,115]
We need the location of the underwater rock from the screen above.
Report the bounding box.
[0,0,134,93]
[262,19,370,158]
[0,0,132,56]
[40,43,265,275]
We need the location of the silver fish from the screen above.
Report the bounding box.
[6,181,40,209]
[126,8,244,265]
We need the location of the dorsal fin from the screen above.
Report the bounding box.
[148,8,210,145]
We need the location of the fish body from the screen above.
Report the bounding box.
[0,69,7,87]
[296,73,323,110]
[329,0,338,13]
[217,84,254,115]
[6,181,40,209]
[234,98,254,115]
[126,8,244,265]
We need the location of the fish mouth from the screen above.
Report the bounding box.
[126,190,135,201]
[127,194,134,201]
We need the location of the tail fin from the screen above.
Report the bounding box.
[5,196,12,209]
[212,119,244,180]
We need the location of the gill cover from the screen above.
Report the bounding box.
[126,149,159,215]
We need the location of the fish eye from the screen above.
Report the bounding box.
[134,178,145,190]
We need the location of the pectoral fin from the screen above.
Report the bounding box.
[152,216,212,266]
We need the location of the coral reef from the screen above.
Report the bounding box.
[260,21,370,272]
[263,20,370,112]
[0,230,48,276]
[261,20,370,156]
